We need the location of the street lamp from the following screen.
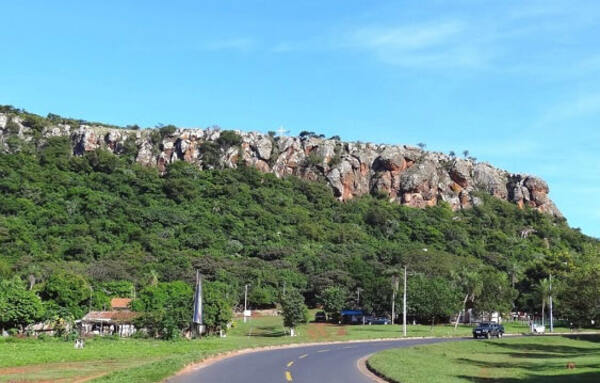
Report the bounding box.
[243,284,251,323]
[402,248,426,337]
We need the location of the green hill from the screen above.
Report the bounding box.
[0,133,598,330]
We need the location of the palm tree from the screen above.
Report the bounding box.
[384,268,402,324]
[462,150,469,158]
[537,278,552,327]
[449,150,456,158]
[417,142,427,150]
[452,269,483,329]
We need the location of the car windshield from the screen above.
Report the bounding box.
[478,323,492,328]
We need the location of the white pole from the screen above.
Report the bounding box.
[549,274,553,333]
[244,284,249,323]
[403,265,407,337]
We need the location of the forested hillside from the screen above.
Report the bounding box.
[0,133,599,334]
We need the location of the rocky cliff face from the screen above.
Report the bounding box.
[0,112,561,216]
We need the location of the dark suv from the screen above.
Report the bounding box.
[473,322,504,339]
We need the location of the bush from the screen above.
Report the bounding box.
[217,130,242,148]
[159,125,177,137]
[304,152,324,168]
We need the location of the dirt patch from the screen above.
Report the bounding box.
[306,323,329,340]
[478,367,491,379]
[336,327,347,336]
[72,372,109,383]
[0,360,134,383]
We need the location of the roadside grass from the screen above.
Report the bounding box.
[368,335,600,383]
[0,314,594,382]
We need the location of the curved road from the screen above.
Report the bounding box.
[169,337,463,383]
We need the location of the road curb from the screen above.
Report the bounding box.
[357,354,392,383]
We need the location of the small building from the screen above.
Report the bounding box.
[78,297,138,337]
[110,297,132,311]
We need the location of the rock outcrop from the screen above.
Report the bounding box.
[0,112,562,216]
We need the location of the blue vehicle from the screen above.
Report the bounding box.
[364,316,391,325]
[340,310,364,324]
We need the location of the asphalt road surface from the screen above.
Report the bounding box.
[169,337,462,383]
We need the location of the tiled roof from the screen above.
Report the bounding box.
[82,311,139,323]
[110,298,132,309]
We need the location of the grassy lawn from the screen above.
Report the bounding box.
[0,314,593,382]
[368,335,600,382]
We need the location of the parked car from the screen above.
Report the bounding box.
[314,311,327,322]
[365,316,391,325]
[473,322,504,339]
[340,310,365,324]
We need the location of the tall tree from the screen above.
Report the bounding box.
[475,270,517,320]
[407,275,461,326]
[318,286,347,321]
[452,269,483,329]
[537,278,552,327]
[559,265,600,327]
[132,281,193,339]
[280,289,308,336]
[385,268,401,324]
[0,277,44,333]
[40,271,91,319]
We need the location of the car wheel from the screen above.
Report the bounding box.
[473,335,478,339]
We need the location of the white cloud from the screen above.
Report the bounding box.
[346,21,493,69]
[538,94,600,126]
[202,38,257,52]
[352,21,464,51]
[338,1,600,72]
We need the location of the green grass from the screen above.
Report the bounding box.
[368,335,600,382]
[0,316,595,382]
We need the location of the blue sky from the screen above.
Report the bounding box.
[1,1,599,237]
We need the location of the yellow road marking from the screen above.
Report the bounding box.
[317,349,330,353]
[299,353,308,359]
[285,371,293,381]
[287,361,294,367]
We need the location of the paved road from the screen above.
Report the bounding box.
[169,337,463,383]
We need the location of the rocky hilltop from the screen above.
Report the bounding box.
[0,111,561,216]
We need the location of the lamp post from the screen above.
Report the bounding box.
[549,274,553,333]
[403,265,407,337]
[402,249,426,337]
[243,284,251,323]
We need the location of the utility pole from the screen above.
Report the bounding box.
[244,284,249,323]
[549,274,553,333]
[356,287,362,307]
[403,265,407,337]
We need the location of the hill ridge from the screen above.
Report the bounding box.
[0,109,560,216]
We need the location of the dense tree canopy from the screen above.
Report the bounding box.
[132,281,193,339]
[0,133,599,333]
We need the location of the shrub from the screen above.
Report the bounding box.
[217,130,242,148]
